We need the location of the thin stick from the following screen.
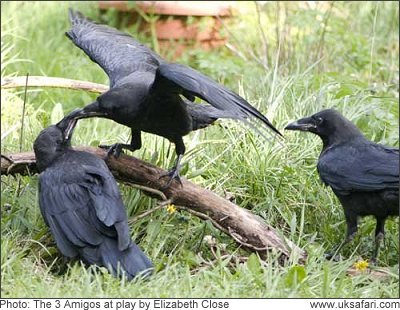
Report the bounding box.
[1,76,108,94]
[177,205,230,235]
[19,73,29,153]
[228,227,269,251]
[15,73,29,194]
[128,184,168,201]
[178,205,270,252]
[128,204,165,224]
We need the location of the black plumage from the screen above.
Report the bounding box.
[64,9,282,186]
[33,118,153,280]
[285,109,399,262]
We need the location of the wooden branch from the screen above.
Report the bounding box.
[1,76,108,94]
[347,266,394,280]
[1,148,306,263]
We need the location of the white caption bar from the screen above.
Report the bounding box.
[0,298,399,310]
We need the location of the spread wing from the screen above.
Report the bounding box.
[38,162,131,258]
[66,9,163,87]
[318,143,399,194]
[151,63,282,136]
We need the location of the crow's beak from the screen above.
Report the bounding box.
[67,101,108,120]
[56,117,77,141]
[57,102,109,143]
[285,117,316,131]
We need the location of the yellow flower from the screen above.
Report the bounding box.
[353,260,369,271]
[166,204,177,214]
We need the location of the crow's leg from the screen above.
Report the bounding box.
[371,217,386,264]
[325,212,358,261]
[99,143,134,158]
[99,129,141,158]
[159,138,185,188]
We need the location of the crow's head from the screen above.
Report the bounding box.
[64,85,147,126]
[285,109,363,145]
[33,118,77,172]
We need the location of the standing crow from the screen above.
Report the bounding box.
[64,9,282,187]
[285,109,399,262]
[33,117,153,280]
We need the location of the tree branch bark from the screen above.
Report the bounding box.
[1,148,306,263]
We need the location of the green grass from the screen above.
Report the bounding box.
[1,1,399,298]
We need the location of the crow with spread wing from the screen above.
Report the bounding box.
[64,9,282,187]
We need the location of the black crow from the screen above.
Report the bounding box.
[285,109,399,262]
[33,117,153,280]
[64,9,282,187]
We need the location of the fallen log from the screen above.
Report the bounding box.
[1,148,307,263]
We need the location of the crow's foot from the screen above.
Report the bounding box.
[159,167,182,189]
[99,144,124,158]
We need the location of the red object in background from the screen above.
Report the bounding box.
[98,1,233,59]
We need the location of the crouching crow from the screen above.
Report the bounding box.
[33,117,153,280]
[285,109,399,262]
[64,9,282,187]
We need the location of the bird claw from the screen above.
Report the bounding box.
[159,168,182,189]
[99,144,123,158]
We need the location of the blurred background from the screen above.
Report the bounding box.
[1,1,399,298]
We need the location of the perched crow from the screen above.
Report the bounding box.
[285,109,399,262]
[33,117,153,280]
[64,9,282,187]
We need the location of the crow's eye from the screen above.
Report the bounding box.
[311,116,324,126]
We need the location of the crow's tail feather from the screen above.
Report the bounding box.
[186,102,235,130]
[80,239,153,280]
